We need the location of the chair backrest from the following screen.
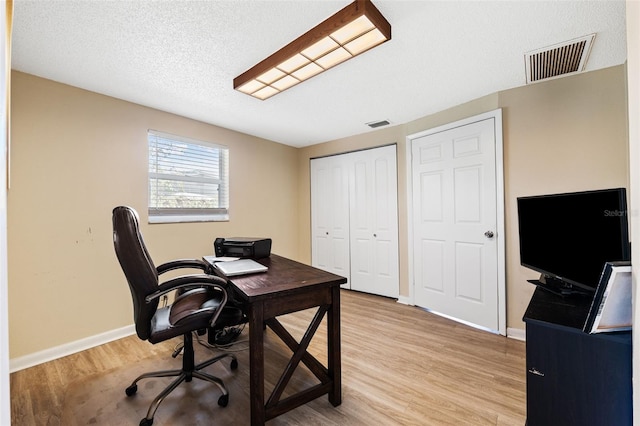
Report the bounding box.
[112,206,159,340]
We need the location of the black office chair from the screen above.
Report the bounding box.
[112,205,238,426]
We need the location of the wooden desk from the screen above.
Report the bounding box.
[217,254,346,425]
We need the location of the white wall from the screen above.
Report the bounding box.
[626,1,639,424]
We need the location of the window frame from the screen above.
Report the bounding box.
[147,130,229,224]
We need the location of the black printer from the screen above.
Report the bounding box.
[214,237,272,259]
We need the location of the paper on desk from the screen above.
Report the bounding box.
[203,256,240,263]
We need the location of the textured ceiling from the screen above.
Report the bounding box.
[11,0,627,147]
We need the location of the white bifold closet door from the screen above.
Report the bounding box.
[311,144,399,298]
[310,153,351,283]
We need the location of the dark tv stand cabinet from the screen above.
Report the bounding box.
[523,287,632,426]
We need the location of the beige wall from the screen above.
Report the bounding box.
[297,65,629,331]
[501,65,629,328]
[8,71,299,358]
[9,63,629,360]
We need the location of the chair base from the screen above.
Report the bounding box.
[125,332,238,426]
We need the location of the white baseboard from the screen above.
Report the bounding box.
[10,324,135,373]
[507,327,526,341]
[396,295,412,305]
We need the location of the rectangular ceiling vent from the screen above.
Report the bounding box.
[525,33,595,84]
[366,119,390,129]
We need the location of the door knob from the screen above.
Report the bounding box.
[484,231,494,238]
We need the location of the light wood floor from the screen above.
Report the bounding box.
[10,289,526,425]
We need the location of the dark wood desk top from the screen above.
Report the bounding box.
[221,254,347,302]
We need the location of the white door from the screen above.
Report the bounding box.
[311,156,351,286]
[411,115,503,332]
[349,145,399,298]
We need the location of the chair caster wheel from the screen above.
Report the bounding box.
[125,384,138,396]
[230,358,238,370]
[218,393,229,407]
[139,418,153,426]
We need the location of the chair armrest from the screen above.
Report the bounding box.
[146,274,227,301]
[145,274,228,328]
[156,259,212,275]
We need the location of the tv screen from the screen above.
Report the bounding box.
[517,188,630,294]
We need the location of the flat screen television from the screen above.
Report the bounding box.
[517,188,630,296]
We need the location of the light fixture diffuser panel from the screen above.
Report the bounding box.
[278,54,310,73]
[257,68,286,84]
[302,37,339,60]
[272,75,300,91]
[345,29,386,56]
[253,86,280,100]
[237,79,266,94]
[316,47,352,69]
[292,62,324,80]
[331,15,375,44]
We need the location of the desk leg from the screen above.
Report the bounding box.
[249,302,265,426]
[328,286,342,406]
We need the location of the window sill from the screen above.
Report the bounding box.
[148,213,229,224]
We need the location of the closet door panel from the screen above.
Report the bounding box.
[349,157,374,292]
[349,145,399,298]
[311,156,350,286]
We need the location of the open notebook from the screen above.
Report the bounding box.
[204,257,268,277]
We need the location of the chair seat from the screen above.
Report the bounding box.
[149,290,223,344]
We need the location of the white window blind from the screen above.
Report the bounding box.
[148,130,229,223]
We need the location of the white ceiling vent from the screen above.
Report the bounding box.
[366,120,391,129]
[525,34,595,84]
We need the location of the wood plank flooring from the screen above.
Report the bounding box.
[10,289,526,425]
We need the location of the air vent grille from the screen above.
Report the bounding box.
[366,120,390,129]
[525,34,595,84]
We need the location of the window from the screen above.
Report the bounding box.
[148,130,229,223]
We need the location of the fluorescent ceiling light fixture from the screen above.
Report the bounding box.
[234,0,391,100]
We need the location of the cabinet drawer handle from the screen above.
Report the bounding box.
[528,368,545,377]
